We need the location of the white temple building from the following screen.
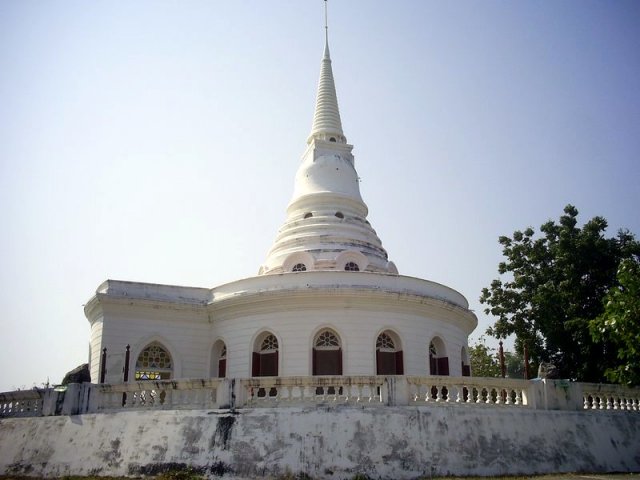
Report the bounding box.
[84,22,477,386]
[5,10,639,480]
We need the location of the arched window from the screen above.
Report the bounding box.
[429,337,449,376]
[252,333,279,377]
[135,343,173,380]
[210,340,227,378]
[313,329,342,375]
[292,263,307,272]
[376,331,404,375]
[344,261,360,272]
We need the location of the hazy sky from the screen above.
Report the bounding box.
[1,1,638,391]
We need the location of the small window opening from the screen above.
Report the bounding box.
[135,343,172,380]
[260,334,279,353]
[292,263,307,272]
[315,330,340,349]
[304,212,313,219]
[329,137,336,142]
[376,333,396,352]
[335,212,344,219]
[345,262,360,272]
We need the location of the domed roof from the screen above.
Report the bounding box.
[291,152,363,205]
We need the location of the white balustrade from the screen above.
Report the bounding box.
[582,383,640,412]
[406,376,528,407]
[0,390,44,417]
[2,377,639,418]
[96,379,222,412]
[241,376,384,407]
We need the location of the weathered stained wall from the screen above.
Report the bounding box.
[1,405,638,478]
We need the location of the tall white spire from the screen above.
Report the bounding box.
[308,0,345,144]
[259,2,395,276]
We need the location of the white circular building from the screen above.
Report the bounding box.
[85,30,477,385]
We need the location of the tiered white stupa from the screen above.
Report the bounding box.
[260,38,395,276]
[84,20,477,385]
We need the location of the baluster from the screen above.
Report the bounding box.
[302,384,310,402]
[495,386,502,405]
[413,385,420,403]
[452,385,460,403]
[365,384,373,403]
[344,384,353,403]
[409,385,418,403]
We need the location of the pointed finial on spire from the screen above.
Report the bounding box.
[324,0,330,59]
[309,0,345,143]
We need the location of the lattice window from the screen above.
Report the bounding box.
[345,261,360,271]
[135,343,172,380]
[315,330,340,349]
[429,342,437,357]
[260,334,279,352]
[292,263,307,272]
[377,333,396,352]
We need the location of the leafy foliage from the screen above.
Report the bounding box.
[480,205,639,382]
[504,351,528,379]
[590,258,640,386]
[469,338,501,378]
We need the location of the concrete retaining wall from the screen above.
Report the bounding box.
[1,405,639,478]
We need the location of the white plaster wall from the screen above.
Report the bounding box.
[96,304,210,383]
[88,319,104,383]
[85,274,476,383]
[217,307,469,377]
[1,406,638,478]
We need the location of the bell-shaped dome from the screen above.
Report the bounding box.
[291,151,363,206]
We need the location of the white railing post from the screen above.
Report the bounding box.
[385,376,409,406]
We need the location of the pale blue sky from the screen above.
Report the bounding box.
[1,1,638,391]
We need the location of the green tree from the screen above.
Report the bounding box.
[469,337,501,378]
[590,258,640,386]
[504,351,528,379]
[480,205,639,382]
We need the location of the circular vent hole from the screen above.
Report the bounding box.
[335,212,344,219]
